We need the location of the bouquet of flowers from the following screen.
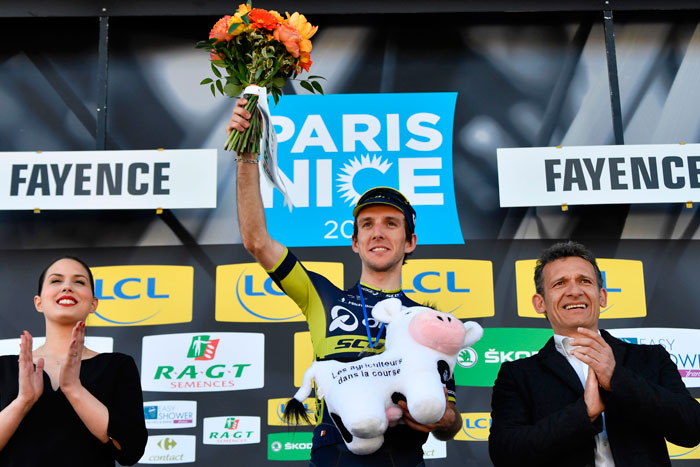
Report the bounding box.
[196,2,323,155]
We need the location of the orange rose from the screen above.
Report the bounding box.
[209,15,234,42]
[274,24,302,58]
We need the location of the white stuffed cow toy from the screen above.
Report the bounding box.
[284,298,483,455]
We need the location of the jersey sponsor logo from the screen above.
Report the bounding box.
[328,305,383,333]
[203,416,260,445]
[143,400,197,429]
[667,400,700,459]
[608,328,700,388]
[401,259,494,318]
[454,413,492,441]
[139,435,196,464]
[215,262,344,323]
[515,258,646,319]
[267,432,313,461]
[262,92,462,247]
[142,333,264,392]
[0,336,113,356]
[87,265,193,326]
[267,398,316,426]
[454,328,552,387]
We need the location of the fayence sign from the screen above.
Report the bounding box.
[497,144,700,207]
[1,149,216,210]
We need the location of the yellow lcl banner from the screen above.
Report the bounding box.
[215,262,343,323]
[87,265,193,327]
[294,332,314,388]
[401,259,495,319]
[454,413,491,442]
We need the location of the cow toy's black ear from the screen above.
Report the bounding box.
[283,398,313,426]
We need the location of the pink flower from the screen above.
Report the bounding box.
[209,15,234,43]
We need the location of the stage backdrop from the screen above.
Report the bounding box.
[1,5,700,466]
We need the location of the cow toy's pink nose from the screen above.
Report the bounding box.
[409,310,467,355]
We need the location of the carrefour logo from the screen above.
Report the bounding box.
[515,258,646,319]
[215,262,343,323]
[267,432,313,461]
[87,265,193,326]
[454,413,491,442]
[454,328,552,387]
[139,435,195,464]
[667,399,700,459]
[267,398,316,426]
[141,332,264,392]
[263,92,462,247]
[401,259,494,318]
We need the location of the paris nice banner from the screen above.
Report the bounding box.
[259,92,463,247]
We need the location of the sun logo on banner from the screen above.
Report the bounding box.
[337,154,393,204]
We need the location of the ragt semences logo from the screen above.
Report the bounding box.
[203,416,260,445]
[141,333,264,392]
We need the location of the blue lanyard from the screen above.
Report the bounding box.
[357,283,392,349]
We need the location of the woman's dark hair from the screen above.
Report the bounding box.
[37,256,95,296]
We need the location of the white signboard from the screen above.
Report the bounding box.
[143,400,197,429]
[497,144,700,207]
[141,332,265,392]
[139,435,196,464]
[0,149,216,210]
[423,433,447,459]
[203,416,261,445]
[608,328,700,388]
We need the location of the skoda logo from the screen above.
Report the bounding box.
[271,441,282,452]
[457,347,478,368]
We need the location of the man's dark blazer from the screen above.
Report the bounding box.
[489,330,700,466]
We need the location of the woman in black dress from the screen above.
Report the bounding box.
[0,256,148,466]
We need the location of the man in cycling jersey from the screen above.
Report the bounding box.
[227,97,462,466]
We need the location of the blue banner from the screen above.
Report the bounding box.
[261,92,463,246]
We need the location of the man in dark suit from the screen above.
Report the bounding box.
[489,241,700,466]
